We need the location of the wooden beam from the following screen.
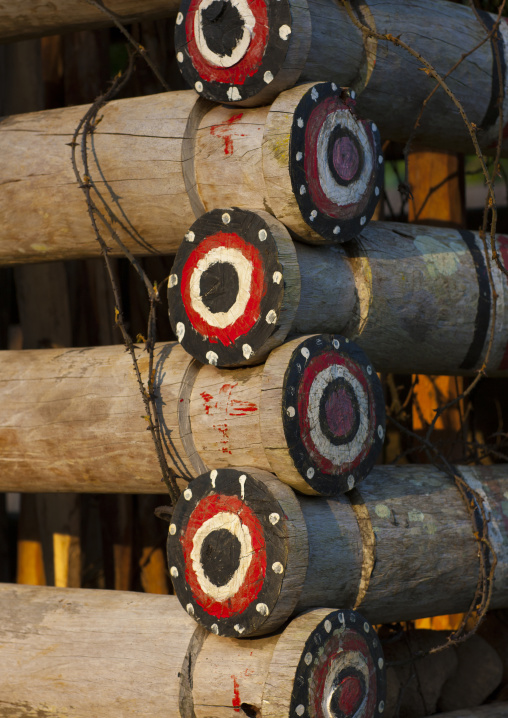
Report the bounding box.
[0,336,385,497]
[168,208,508,374]
[0,0,178,42]
[175,0,508,156]
[0,83,382,265]
[0,584,386,717]
[167,464,508,637]
[433,707,508,718]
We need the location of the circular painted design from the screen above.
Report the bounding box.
[290,83,383,243]
[282,335,385,495]
[175,0,292,103]
[167,468,289,636]
[168,208,286,366]
[291,610,386,718]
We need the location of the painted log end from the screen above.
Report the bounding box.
[174,0,307,107]
[167,467,308,637]
[263,608,387,718]
[167,207,300,367]
[262,334,386,496]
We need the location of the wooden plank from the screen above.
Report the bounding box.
[0,585,385,717]
[0,335,385,496]
[175,0,508,156]
[167,464,508,637]
[168,209,508,374]
[0,82,382,265]
[433,707,508,718]
[0,0,178,42]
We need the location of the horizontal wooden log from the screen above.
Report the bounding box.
[167,464,508,637]
[0,585,386,717]
[0,335,384,496]
[168,210,508,374]
[175,0,508,156]
[0,0,177,42]
[433,707,508,718]
[0,84,382,266]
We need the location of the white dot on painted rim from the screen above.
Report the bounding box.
[296,151,303,161]
[304,652,313,665]
[169,274,178,288]
[300,185,306,195]
[269,513,280,525]
[176,322,185,342]
[242,344,254,359]
[266,309,277,324]
[350,90,356,99]
[222,213,231,224]
[324,620,332,633]
[378,657,384,669]
[301,347,310,359]
[195,81,203,92]
[378,155,384,164]
[296,706,305,717]
[176,11,183,24]
[169,523,176,535]
[297,117,304,128]
[186,603,194,615]
[279,24,291,40]
[272,561,284,574]
[234,624,245,634]
[379,701,385,714]
[331,82,337,91]
[211,624,219,634]
[378,425,384,439]
[206,351,218,366]
[256,603,269,616]
[307,467,315,479]
[333,226,340,234]
[184,489,192,501]
[360,216,366,225]
[258,229,267,241]
[375,186,380,196]
[372,122,377,132]
[177,52,184,62]
[367,365,372,375]
[309,210,317,221]
[287,406,295,418]
[185,230,195,242]
[311,87,319,101]
[273,271,282,284]
[227,86,242,101]
[170,566,179,577]
[333,339,340,349]
[264,70,274,84]
[348,475,355,490]
[364,622,370,632]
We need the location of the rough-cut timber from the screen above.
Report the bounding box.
[433,708,508,718]
[175,0,508,156]
[0,585,386,718]
[0,336,384,496]
[169,211,508,373]
[168,464,508,637]
[0,84,382,265]
[0,0,177,42]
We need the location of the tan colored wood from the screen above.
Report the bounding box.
[0,0,178,42]
[16,495,46,586]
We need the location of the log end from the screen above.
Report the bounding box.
[261,334,386,496]
[167,207,299,367]
[167,467,308,637]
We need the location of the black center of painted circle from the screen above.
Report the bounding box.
[200,261,240,314]
[319,378,360,446]
[200,528,242,587]
[327,126,364,187]
[200,0,245,58]
[328,669,366,718]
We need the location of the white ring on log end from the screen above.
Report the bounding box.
[227,86,242,101]
[176,11,184,23]
[266,309,277,324]
[185,230,195,242]
[379,701,385,714]
[348,475,355,490]
[242,344,254,359]
[311,87,319,101]
[186,603,194,615]
[324,619,332,633]
[195,0,255,68]
[170,523,176,535]
[211,624,219,634]
[234,624,245,634]
[258,229,267,241]
[307,467,315,479]
[264,71,274,84]
[305,652,313,665]
[176,322,185,342]
[169,274,178,288]
[287,406,295,417]
[378,425,384,440]
[170,566,179,577]
[333,226,340,234]
[195,81,203,92]
[269,512,280,525]
[177,52,184,62]
[279,24,291,39]
[332,339,340,349]
[378,657,384,669]
[297,117,304,128]
[256,603,269,616]
[210,469,217,487]
[272,561,284,574]
[296,706,305,717]
[239,474,247,499]
[360,216,366,225]
[300,185,306,195]
[301,347,310,359]
[184,489,192,501]
[273,271,282,284]
[206,351,218,365]
[222,212,231,224]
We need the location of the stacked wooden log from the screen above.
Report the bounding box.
[2,0,508,715]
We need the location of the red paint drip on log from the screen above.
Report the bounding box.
[232,676,241,712]
[211,113,244,155]
[497,236,508,370]
[337,675,363,716]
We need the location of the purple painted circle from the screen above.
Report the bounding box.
[325,387,355,438]
[332,136,359,182]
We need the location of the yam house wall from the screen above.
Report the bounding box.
[1,3,508,716]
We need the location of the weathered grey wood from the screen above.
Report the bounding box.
[0,586,385,717]
[168,464,508,637]
[170,213,508,374]
[433,706,508,718]
[0,0,178,42]
[0,83,379,265]
[176,0,508,156]
[0,334,383,496]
